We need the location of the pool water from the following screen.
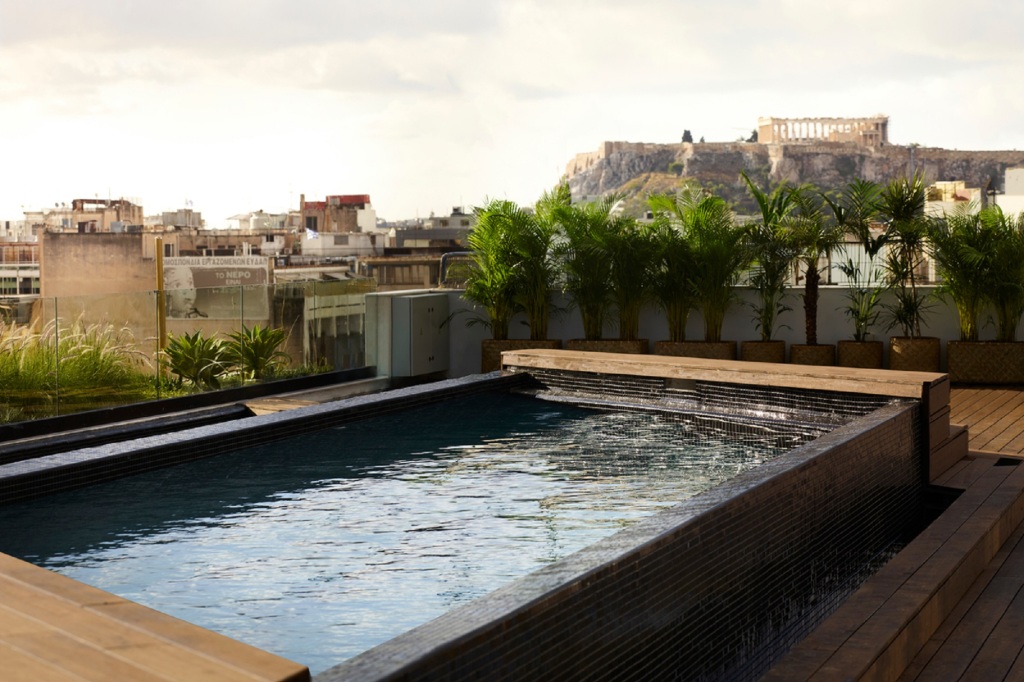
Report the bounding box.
[0,392,816,674]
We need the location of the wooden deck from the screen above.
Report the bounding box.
[766,386,1024,681]
[951,386,1024,457]
[4,374,1024,682]
[0,554,310,682]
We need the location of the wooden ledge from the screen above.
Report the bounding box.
[501,348,947,400]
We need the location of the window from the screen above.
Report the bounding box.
[305,216,318,231]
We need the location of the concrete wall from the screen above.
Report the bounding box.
[41,233,156,299]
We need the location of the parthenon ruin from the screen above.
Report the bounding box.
[757,115,889,146]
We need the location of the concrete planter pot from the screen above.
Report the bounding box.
[947,341,1024,384]
[739,340,786,364]
[481,339,561,373]
[889,336,940,372]
[564,339,649,355]
[789,344,836,366]
[653,340,737,360]
[837,340,884,369]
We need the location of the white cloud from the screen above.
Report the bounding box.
[1,0,1023,224]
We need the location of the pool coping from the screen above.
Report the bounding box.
[0,372,525,505]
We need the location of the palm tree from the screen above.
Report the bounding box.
[741,173,799,342]
[788,185,846,346]
[554,199,616,341]
[604,215,658,341]
[981,206,1024,341]
[648,217,694,342]
[463,199,522,340]
[878,175,932,337]
[928,203,992,342]
[827,179,886,343]
[647,185,703,342]
[685,191,750,343]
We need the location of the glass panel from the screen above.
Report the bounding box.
[308,278,374,371]
[1,276,376,424]
[1,296,57,422]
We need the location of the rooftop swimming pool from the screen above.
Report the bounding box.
[0,390,825,675]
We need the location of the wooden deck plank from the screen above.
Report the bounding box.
[960,584,1024,681]
[0,553,309,682]
[974,394,1024,453]
[959,399,1024,451]
[949,388,991,422]
[933,458,1001,490]
[1,620,168,682]
[952,389,1024,454]
[997,429,1024,458]
[0,643,83,682]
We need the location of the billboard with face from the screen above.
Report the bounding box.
[163,256,270,319]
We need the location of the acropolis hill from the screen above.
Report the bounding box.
[565,116,1024,215]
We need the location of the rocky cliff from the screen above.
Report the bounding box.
[565,141,1024,215]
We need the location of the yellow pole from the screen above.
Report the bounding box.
[156,236,167,350]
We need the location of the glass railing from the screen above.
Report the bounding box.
[0,279,376,423]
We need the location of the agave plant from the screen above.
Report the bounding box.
[226,324,290,380]
[163,330,230,390]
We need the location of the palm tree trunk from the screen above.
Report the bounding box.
[804,266,820,345]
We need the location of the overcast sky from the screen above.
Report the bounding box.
[1,1,1022,226]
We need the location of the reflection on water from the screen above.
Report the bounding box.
[0,393,818,674]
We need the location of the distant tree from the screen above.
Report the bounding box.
[699,136,705,143]
[682,130,693,143]
[747,129,758,143]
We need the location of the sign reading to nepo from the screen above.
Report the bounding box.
[163,256,270,319]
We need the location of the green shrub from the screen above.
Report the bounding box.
[225,325,290,381]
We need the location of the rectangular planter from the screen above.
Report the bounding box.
[482,339,562,373]
[837,340,883,369]
[947,341,1024,384]
[789,344,835,366]
[564,339,649,355]
[653,341,737,360]
[889,337,940,372]
[739,340,786,363]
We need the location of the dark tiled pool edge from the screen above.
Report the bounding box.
[0,372,527,505]
[317,401,923,681]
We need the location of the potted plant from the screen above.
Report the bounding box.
[787,185,844,366]
[836,259,886,368]
[463,197,560,372]
[939,205,1024,383]
[648,199,696,347]
[556,198,627,353]
[601,214,657,353]
[831,179,886,368]
[878,175,940,371]
[739,173,797,363]
[652,188,748,359]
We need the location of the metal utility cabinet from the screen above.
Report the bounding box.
[391,293,450,376]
